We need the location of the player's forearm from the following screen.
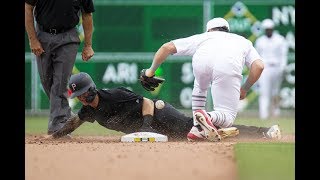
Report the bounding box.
[52,115,84,138]
[25,3,37,41]
[142,97,154,116]
[242,59,264,92]
[82,12,93,47]
[149,42,177,74]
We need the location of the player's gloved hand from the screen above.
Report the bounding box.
[139,69,165,91]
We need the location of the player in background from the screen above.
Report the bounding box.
[140,17,268,141]
[47,72,281,141]
[255,19,289,120]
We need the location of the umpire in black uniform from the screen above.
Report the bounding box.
[51,72,194,139]
[25,0,95,134]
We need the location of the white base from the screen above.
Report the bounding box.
[121,132,168,142]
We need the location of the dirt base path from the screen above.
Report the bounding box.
[25,134,294,180]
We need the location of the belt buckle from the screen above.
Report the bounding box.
[49,29,57,35]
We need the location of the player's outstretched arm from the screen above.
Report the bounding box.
[146,42,177,77]
[51,115,85,139]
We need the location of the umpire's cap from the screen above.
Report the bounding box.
[68,72,96,99]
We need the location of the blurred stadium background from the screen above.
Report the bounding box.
[25,0,295,119]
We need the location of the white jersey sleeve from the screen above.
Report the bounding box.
[171,34,203,56]
[245,40,262,68]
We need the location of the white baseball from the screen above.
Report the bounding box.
[155,100,165,109]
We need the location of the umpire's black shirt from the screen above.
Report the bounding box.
[78,87,145,133]
[25,0,95,32]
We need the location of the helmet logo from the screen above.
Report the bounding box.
[71,83,77,91]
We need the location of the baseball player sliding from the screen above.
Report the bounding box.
[50,72,196,139]
[46,72,280,141]
[140,17,269,141]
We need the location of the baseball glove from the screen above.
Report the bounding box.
[139,69,165,91]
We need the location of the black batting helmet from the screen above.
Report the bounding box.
[68,72,96,99]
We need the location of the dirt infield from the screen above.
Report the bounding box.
[25,134,294,180]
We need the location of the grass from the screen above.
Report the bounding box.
[235,143,295,180]
[25,116,123,136]
[25,115,295,135]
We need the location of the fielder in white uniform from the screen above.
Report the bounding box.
[255,19,288,120]
[143,17,264,141]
